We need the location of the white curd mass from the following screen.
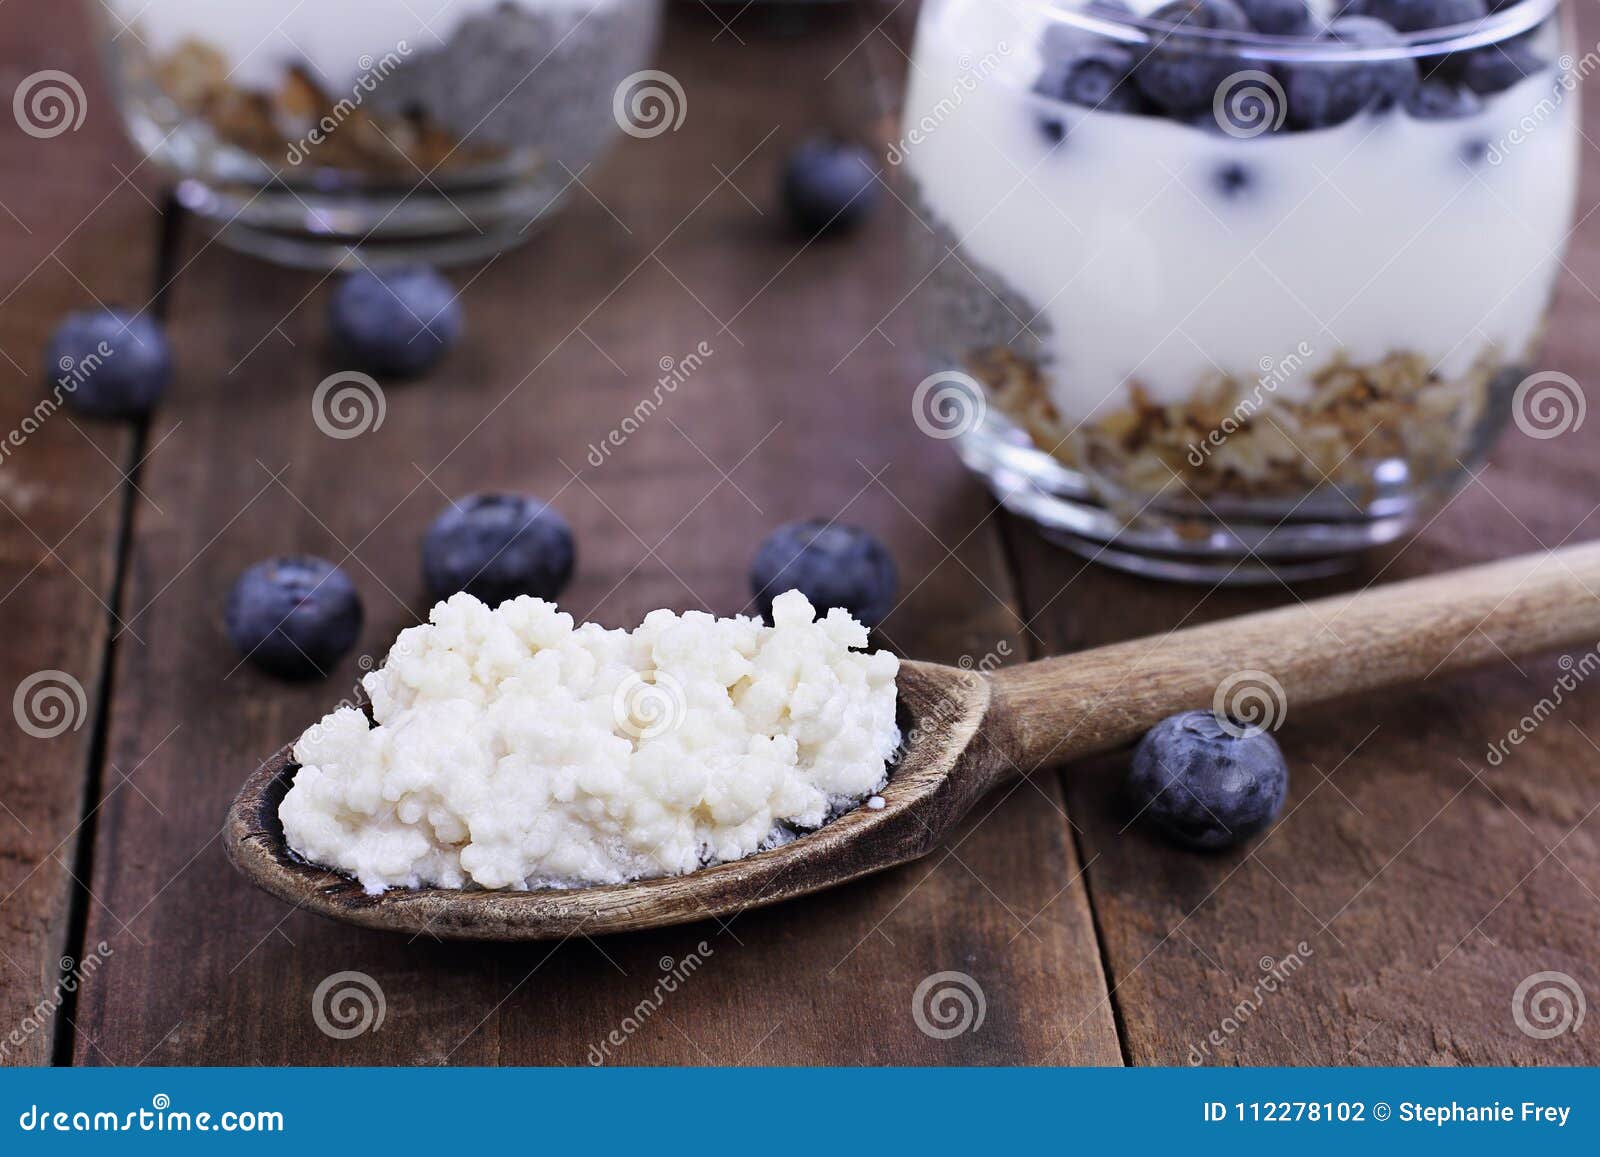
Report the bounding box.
[279,591,901,892]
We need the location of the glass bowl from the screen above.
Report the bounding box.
[90,0,665,268]
[900,0,1579,582]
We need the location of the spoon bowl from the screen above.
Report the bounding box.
[225,660,998,940]
[226,543,1600,940]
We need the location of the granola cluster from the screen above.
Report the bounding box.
[149,41,482,174]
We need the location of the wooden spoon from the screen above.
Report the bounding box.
[226,543,1600,941]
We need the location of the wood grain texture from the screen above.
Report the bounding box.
[0,0,157,1065]
[70,5,1121,1065]
[1005,0,1600,1065]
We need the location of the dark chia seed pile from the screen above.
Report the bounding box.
[369,0,662,161]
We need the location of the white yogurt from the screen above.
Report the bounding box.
[279,591,901,893]
[902,0,1578,422]
[107,0,615,91]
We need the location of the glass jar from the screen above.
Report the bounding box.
[91,0,664,268]
[901,0,1579,582]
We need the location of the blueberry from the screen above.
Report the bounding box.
[1456,42,1544,94]
[1134,0,1253,116]
[1362,0,1486,31]
[1404,78,1484,118]
[44,309,172,419]
[1213,162,1255,198]
[1036,48,1148,114]
[749,520,898,628]
[1128,710,1289,851]
[780,140,880,236]
[1237,0,1315,35]
[422,493,574,607]
[1459,136,1491,166]
[225,556,363,680]
[1283,17,1418,128]
[328,265,462,376]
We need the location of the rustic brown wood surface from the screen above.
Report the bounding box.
[0,0,1595,1066]
[0,0,157,1064]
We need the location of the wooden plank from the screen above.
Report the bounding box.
[73,4,1120,1065]
[1006,5,1600,1067]
[0,0,162,1065]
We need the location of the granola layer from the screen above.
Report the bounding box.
[971,345,1522,501]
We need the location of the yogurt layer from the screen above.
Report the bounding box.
[902,0,1579,423]
[106,0,618,91]
[279,591,901,893]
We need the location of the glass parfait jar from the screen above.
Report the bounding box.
[90,0,664,268]
[901,0,1579,582]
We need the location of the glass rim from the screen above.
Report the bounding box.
[1043,0,1564,64]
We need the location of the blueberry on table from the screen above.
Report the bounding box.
[1128,710,1289,851]
[1403,79,1484,118]
[1237,0,1315,36]
[749,520,898,629]
[1362,0,1487,31]
[225,557,363,680]
[1456,42,1545,95]
[1283,17,1419,129]
[422,493,575,607]
[328,265,462,376]
[780,140,880,237]
[44,309,172,419]
[1134,0,1253,116]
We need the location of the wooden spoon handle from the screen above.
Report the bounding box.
[986,542,1600,774]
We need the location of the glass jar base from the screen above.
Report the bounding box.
[174,177,568,270]
[957,407,1473,586]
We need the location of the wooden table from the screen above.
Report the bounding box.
[2,0,1597,1067]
